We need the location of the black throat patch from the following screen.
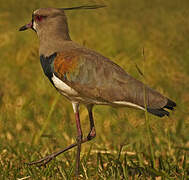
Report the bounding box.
[40,53,57,86]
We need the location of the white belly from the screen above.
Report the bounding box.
[51,73,78,96]
[51,74,108,104]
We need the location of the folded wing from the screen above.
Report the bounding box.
[53,48,176,117]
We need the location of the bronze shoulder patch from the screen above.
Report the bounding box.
[54,51,79,79]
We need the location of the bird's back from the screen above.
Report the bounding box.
[49,41,175,116]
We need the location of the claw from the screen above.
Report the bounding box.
[27,155,54,167]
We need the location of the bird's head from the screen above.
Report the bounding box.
[19,8,70,39]
[19,5,105,40]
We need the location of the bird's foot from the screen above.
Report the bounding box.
[27,154,55,167]
[26,142,78,167]
[26,130,96,168]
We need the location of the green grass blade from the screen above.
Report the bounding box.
[33,93,60,144]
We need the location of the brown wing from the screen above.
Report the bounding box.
[53,48,176,116]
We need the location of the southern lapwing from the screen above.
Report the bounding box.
[19,5,176,176]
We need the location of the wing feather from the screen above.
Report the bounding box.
[53,48,172,111]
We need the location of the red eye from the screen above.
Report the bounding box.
[35,15,44,21]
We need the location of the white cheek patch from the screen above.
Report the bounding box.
[33,21,37,31]
[33,10,38,14]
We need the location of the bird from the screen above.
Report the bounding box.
[19,5,176,176]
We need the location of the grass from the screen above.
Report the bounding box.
[0,0,189,179]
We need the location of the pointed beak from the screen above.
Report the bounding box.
[19,22,33,31]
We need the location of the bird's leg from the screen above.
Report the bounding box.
[27,104,96,169]
[86,105,96,140]
[73,102,83,176]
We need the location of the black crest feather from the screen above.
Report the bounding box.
[60,5,106,11]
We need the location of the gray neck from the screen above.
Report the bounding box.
[37,17,72,56]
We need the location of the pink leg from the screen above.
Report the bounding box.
[73,103,83,176]
[28,104,96,177]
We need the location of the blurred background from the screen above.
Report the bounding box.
[0,0,189,179]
